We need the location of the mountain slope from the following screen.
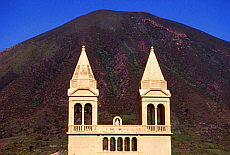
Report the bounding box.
[0,10,230,154]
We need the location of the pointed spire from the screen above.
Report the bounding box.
[70,45,97,89]
[140,46,167,89]
[72,45,95,80]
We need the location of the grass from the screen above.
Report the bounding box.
[122,114,138,124]
[123,42,142,78]
[1,9,230,155]
[1,134,67,154]
[171,127,230,155]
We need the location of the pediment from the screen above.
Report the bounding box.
[68,88,99,96]
[140,88,171,97]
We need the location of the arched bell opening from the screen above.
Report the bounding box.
[102,137,108,151]
[157,104,165,125]
[84,103,92,125]
[74,103,82,125]
[117,137,123,151]
[147,104,155,125]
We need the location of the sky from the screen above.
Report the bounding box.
[0,0,230,51]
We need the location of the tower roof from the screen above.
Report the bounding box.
[140,46,167,90]
[72,45,95,80]
[68,45,98,95]
[141,46,165,81]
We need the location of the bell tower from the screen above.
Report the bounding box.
[68,45,99,129]
[138,46,172,155]
[139,46,171,127]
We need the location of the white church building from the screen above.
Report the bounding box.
[67,45,172,155]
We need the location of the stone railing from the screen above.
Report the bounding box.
[146,125,167,132]
[97,152,141,155]
[68,125,171,134]
[73,125,93,131]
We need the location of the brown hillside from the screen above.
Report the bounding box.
[0,10,230,154]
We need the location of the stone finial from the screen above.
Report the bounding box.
[151,46,154,52]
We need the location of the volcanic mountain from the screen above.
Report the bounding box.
[0,10,230,154]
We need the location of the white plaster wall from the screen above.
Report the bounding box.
[141,136,171,155]
[68,135,171,155]
[68,135,100,155]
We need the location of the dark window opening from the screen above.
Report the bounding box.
[157,104,165,125]
[147,104,155,125]
[84,103,92,125]
[74,103,82,125]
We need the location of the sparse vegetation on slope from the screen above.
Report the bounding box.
[0,10,230,154]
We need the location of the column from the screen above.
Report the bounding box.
[69,102,74,132]
[92,101,97,125]
[101,138,103,151]
[130,137,132,152]
[165,102,170,126]
[155,107,157,125]
[82,105,84,131]
[92,105,95,125]
[115,137,117,152]
[108,138,110,152]
[123,138,125,152]
[137,135,139,152]
[94,100,98,125]
[142,102,147,125]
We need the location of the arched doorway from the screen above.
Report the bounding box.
[147,104,155,125]
[157,104,165,125]
[84,103,92,125]
[74,103,82,125]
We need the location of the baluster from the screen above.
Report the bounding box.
[82,106,84,131]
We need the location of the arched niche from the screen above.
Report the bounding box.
[113,116,122,125]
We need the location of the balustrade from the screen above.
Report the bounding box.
[68,125,171,133]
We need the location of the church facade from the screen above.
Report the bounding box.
[67,45,172,155]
